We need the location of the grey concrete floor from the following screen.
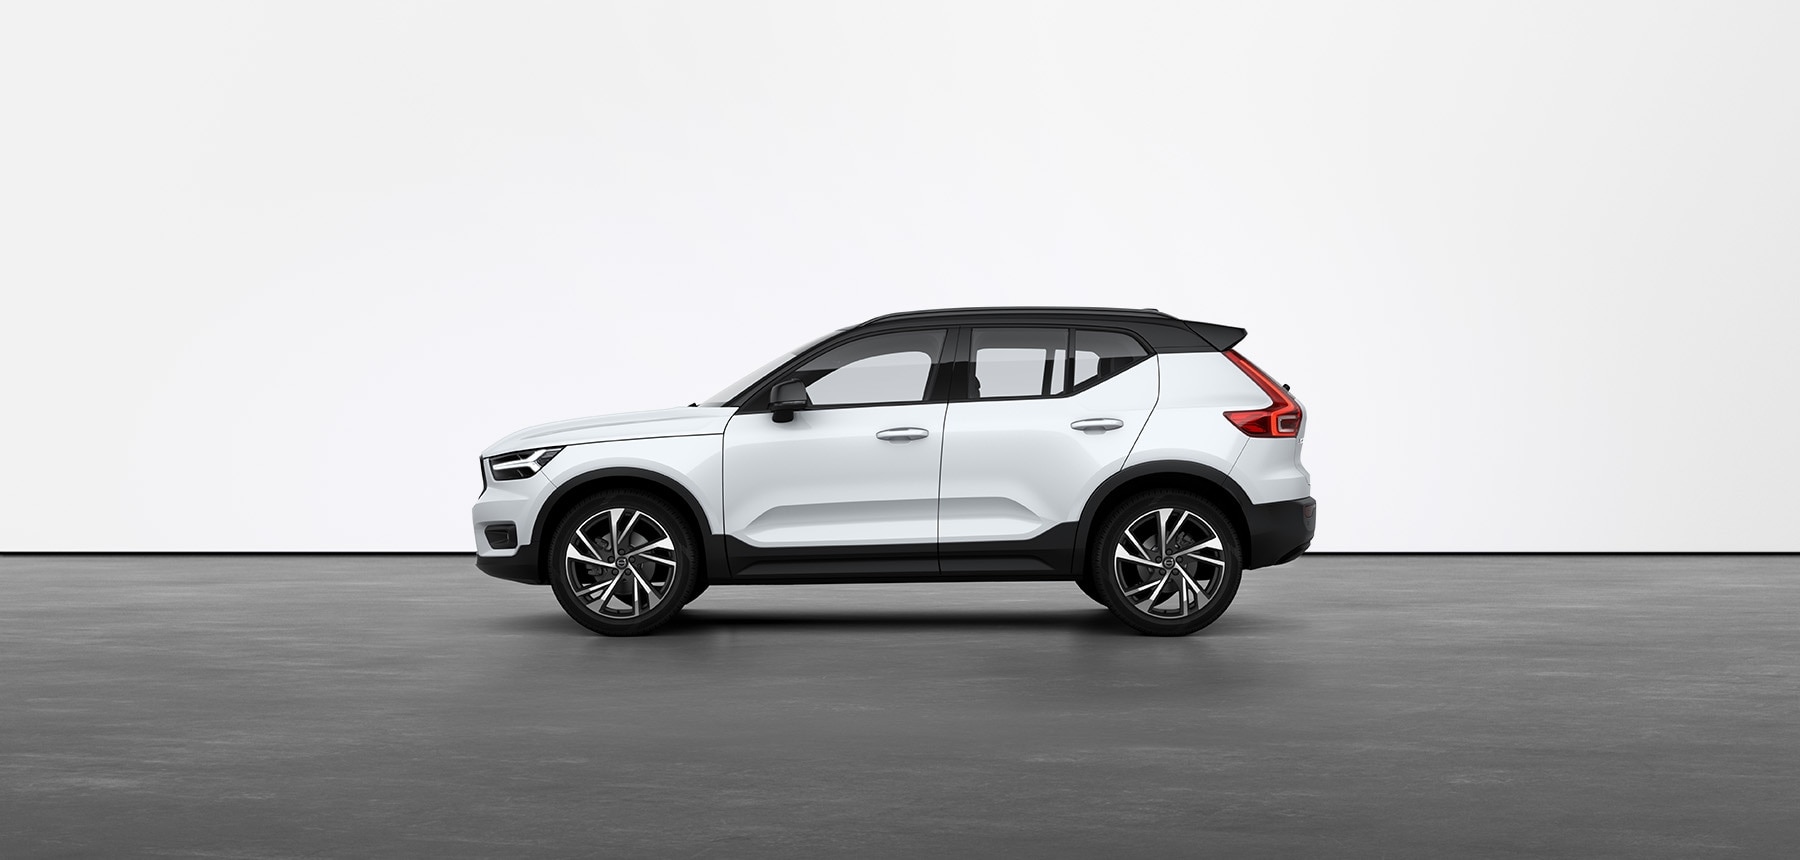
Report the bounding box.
[1,555,1796,858]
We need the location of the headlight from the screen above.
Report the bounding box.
[487,447,563,481]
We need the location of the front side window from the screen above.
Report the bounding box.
[789,329,947,407]
[699,330,842,406]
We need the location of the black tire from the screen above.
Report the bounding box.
[547,490,699,636]
[1090,490,1242,636]
[683,579,710,606]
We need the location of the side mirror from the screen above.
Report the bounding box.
[769,379,809,424]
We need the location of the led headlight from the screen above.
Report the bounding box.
[487,447,563,481]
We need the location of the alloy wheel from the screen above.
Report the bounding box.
[562,507,679,619]
[1111,507,1226,619]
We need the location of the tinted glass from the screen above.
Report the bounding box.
[792,329,946,406]
[972,328,1069,399]
[699,330,842,406]
[1072,329,1149,388]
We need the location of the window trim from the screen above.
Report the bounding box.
[953,324,1153,404]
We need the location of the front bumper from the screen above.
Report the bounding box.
[473,468,556,585]
[1244,496,1315,569]
[476,546,544,585]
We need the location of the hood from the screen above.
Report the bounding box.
[482,406,738,457]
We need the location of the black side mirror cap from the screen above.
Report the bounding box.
[770,379,809,423]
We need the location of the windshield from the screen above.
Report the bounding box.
[697,330,842,407]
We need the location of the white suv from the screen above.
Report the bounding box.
[473,307,1314,636]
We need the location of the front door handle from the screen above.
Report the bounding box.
[876,427,930,442]
[1071,418,1125,432]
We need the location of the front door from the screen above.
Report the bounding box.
[722,328,950,578]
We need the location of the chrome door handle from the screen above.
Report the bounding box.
[876,427,930,442]
[1071,418,1125,432]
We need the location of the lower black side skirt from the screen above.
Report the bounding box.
[725,523,1079,583]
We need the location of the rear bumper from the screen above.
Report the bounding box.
[1244,496,1315,569]
[476,545,545,585]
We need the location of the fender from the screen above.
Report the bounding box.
[1072,459,1255,576]
[533,466,732,584]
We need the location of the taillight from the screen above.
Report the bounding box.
[1222,350,1302,438]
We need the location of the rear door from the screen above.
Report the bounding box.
[937,327,1157,572]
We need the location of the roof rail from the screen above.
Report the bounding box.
[861,306,1176,326]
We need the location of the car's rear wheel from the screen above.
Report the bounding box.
[1091,491,1242,636]
[547,490,697,636]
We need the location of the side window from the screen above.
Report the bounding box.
[791,329,947,407]
[970,327,1149,400]
[1072,329,1149,389]
[972,328,1069,399]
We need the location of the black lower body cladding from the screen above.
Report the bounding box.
[1244,496,1315,569]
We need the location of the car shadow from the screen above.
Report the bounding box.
[663,607,1134,635]
[485,612,600,637]
[486,606,1298,637]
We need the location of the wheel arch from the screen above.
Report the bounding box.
[1073,460,1254,583]
[532,467,731,584]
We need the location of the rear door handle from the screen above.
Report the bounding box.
[1071,418,1125,432]
[876,427,930,442]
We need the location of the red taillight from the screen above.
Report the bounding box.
[1222,350,1302,438]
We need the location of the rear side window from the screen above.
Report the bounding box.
[970,327,1148,400]
[972,328,1068,399]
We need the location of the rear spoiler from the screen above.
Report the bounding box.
[1185,321,1247,352]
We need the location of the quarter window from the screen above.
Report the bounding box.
[1073,329,1148,388]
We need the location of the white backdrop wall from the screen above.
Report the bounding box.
[3,2,1796,551]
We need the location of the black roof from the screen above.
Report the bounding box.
[855,306,1245,352]
[862,306,1175,325]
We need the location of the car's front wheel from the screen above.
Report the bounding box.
[547,490,698,636]
[1091,491,1242,636]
